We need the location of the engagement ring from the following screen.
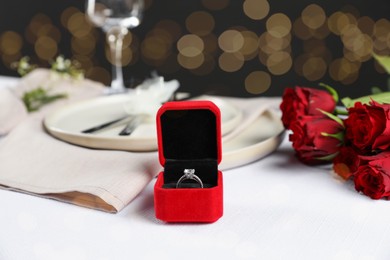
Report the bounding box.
[176,169,203,188]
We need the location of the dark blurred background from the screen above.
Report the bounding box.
[1,0,390,98]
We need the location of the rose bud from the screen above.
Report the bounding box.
[280,86,336,129]
[289,115,344,165]
[354,154,390,199]
[345,101,390,153]
[332,146,360,180]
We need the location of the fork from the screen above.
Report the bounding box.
[118,115,143,136]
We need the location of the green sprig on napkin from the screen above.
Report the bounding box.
[22,87,68,112]
[12,55,84,112]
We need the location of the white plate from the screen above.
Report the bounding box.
[220,109,286,170]
[43,94,243,152]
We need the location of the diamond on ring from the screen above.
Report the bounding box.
[184,169,195,178]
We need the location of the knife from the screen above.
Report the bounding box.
[81,116,130,134]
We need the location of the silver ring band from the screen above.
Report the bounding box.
[176,169,203,188]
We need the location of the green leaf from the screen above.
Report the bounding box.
[341,97,353,108]
[321,131,344,141]
[317,109,345,127]
[319,83,339,103]
[22,87,67,112]
[334,107,348,116]
[315,152,339,161]
[341,92,390,107]
[373,53,390,74]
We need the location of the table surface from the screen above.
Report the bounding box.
[1,76,389,260]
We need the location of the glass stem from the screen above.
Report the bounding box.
[107,26,128,91]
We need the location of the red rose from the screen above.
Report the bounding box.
[354,153,390,199]
[280,86,336,129]
[333,146,360,180]
[289,115,343,165]
[359,151,390,163]
[345,101,390,153]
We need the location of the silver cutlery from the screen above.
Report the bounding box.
[81,115,132,134]
[118,115,143,136]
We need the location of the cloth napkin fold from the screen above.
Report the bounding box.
[0,69,282,213]
[0,88,27,136]
[221,96,281,144]
[0,69,160,213]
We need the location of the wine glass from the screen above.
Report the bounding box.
[85,0,143,93]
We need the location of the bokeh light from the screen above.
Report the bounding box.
[239,31,259,60]
[177,34,204,57]
[293,18,311,40]
[328,12,353,35]
[35,36,58,60]
[245,71,271,94]
[67,12,92,38]
[373,18,390,55]
[301,4,326,30]
[177,53,204,69]
[86,66,110,85]
[373,19,390,39]
[302,57,327,81]
[260,32,290,54]
[243,0,270,20]
[36,24,61,43]
[266,51,292,75]
[0,31,23,55]
[155,20,182,42]
[344,34,373,62]
[218,30,244,53]
[266,13,291,38]
[71,35,96,56]
[141,33,171,64]
[25,13,53,44]
[186,11,215,36]
[310,22,330,39]
[72,54,93,71]
[61,7,79,28]
[106,45,133,66]
[219,52,244,72]
[329,58,361,84]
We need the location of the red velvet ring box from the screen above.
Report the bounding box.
[154,100,223,223]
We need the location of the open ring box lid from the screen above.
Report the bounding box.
[154,100,223,223]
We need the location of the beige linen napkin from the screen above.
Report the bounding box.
[0,88,27,135]
[220,96,282,143]
[0,69,160,213]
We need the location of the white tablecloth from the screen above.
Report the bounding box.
[1,76,389,260]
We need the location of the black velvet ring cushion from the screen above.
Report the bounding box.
[162,159,218,188]
[157,101,221,189]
